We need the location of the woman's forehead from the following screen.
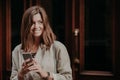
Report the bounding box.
[32,13,42,22]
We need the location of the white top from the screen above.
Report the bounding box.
[10,41,72,80]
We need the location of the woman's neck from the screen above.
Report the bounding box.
[30,37,40,53]
[29,42,39,53]
[34,37,40,45]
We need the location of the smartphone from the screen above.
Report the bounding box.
[22,53,33,60]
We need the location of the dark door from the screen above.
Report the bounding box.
[65,0,120,80]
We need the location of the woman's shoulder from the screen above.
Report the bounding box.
[12,44,22,63]
[13,44,22,51]
[12,44,22,56]
[52,41,69,59]
[52,40,67,50]
[53,41,65,47]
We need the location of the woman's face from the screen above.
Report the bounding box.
[30,13,44,38]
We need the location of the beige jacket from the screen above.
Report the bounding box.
[10,41,72,80]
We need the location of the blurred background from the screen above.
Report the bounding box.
[0,0,120,80]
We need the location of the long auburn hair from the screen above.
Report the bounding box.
[21,5,56,51]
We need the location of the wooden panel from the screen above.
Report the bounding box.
[78,0,118,79]
[115,0,120,79]
[0,0,3,79]
[79,0,85,72]
[65,0,75,80]
[23,0,41,11]
[6,0,11,71]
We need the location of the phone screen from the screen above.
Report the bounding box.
[23,53,33,60]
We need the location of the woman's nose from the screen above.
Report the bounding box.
[34,23,39,27]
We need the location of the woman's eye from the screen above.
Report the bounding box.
[32,21,43,25]
[38,21,43,24]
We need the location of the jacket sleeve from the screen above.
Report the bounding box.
[52,42,73,80]
[10,49,19,80]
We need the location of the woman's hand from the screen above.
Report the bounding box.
[18,59,33,78]
[19,58,53,80]
[27,58,48,78]
[19,58,48,78]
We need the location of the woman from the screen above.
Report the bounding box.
[10,5,72,80]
